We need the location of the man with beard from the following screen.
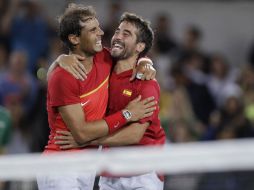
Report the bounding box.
[37,4,157,190]
[56,12,165,190]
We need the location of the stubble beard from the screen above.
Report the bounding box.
[111,49,133,61]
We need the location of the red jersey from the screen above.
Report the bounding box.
[108,69,166,146]
[45,48,113,152]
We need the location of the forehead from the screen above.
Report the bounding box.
[118,21,138,33]
[80,17,99,30]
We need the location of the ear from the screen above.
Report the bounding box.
[136,42,145,54]
[68,34,80,46]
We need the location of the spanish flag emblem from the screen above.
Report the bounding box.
[123,89,132,96]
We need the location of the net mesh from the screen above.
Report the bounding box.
[0,139,254,190]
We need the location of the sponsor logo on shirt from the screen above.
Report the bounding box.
[81,100,90,107]
[123,89,132,97]
[114,122,120,129]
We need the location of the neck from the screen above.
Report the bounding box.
[114,55,138,74]
[71,49,94,73]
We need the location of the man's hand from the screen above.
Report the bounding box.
[54,130,88,150]
[130,58,156,81]
[57,54,88,80]
[125,95,157,121]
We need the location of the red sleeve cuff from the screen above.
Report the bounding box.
[104,111,127,134]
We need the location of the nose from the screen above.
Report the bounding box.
[114,32,122,40]
[99,28,104,36]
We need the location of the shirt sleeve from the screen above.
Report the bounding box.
[48,69,80,107]
[139,80,160,124]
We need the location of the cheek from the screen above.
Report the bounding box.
[82,38,93,49]
[125,41,137,51]
[81,32,93,44]
[80,36,88,44]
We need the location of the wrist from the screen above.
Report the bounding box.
[104,111,128,134]
[122,109,132,121]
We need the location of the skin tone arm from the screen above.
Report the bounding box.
[55,122,149,149]
[48,54,155,81]
[59,95,156,145]
[130,58,156,81]
[47,54,87,80]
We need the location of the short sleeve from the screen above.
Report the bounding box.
[48,69,80,107]
[139,80,160,124]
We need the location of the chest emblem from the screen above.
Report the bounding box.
[122,89,132,97]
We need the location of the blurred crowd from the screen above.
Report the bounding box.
[0,0,254,155]
[153,13,254,143]
[0,0,254,189]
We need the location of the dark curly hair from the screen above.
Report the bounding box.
[120,12,154,57]
[58,3,96,50]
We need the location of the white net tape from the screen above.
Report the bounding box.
[1,139,254,180]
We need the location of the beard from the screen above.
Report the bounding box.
[110,39,136,60]
[111,44,135,60]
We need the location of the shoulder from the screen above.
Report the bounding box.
[50,67,74,80]
[137,79,160,98]
[49,67,78,86]
[47,67,80,98]
[140,79,160,91]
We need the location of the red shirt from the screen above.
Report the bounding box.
[45,48,113,152]
[108,69,166,146]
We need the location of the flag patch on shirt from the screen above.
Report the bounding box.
[123,89,132,96]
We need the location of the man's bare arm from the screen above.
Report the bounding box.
[59,103,109,145]
[90,122,149,146]
[58,96,156,145]
[130,57,156,81]
[47,54,87,80]
[55,122,149,149]
[55,55,156,81]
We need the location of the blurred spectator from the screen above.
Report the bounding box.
[0,44,8,74]
[0,106,12,154]
[0,50,38,154]
[0,0,10,48]
[207,53,240,108]
[0,50,38,113]
[204,94,254,140]
[154,13,177,55]
[182,25,201,53]
[248,39,254,68]
[174,25,210,74]
[172,60,215,125]
[167,61,215,141]
[238,66,254,125]
[177,25,202,58]
[170,120,200,143]
[2,0,50,75]
[198,171,254,190]
[184,52,208,85]
[153,13,178,90]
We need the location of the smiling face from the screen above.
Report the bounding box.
[58,4,102,54]
[110,21,141,60]
[77,17,104,55]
